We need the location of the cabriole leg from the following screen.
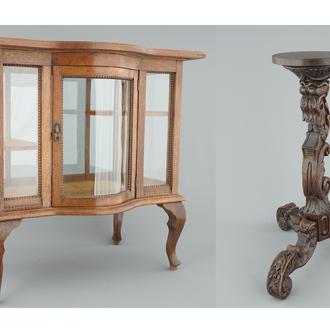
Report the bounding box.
[158,202,186,270]
[0,219,21,295]
[112,213,124,245]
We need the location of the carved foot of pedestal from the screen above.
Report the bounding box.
[276,202,299,231]
[0,220,22,296]
[157,202,186,270]
[267,215,317,299]
[112,213,123,245]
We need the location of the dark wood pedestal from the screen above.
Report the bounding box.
[267,52,330,299]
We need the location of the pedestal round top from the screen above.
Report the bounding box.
[272,52,330,67]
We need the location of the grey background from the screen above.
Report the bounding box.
[217,26,330,307]
[0,25,215,307]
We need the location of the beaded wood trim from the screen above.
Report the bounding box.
[5,203,42,212]
[3,64,42,202]
[61,75,134,199]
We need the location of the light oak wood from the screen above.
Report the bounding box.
[0,37,206,61]
[52,66,63,207]
[158,202,186,270]
[0,38,205,298]
[0,194,186,221]
[4,139,37,152]
[3,49,51,66]
[52,52,141,70]
[41,65,52,208]
[0,50,4,212]
[0,220,21,293]
[171,61,183,194]
[112,212,124,245]
[136,71,146,198]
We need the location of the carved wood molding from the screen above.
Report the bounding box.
[292,70,330,215]
[0,220,21,293]
[267,212,317,299]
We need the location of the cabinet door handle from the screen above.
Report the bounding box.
[54,123,61,141]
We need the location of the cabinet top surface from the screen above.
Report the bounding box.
[0,36,206,61]
[272,51,330,67]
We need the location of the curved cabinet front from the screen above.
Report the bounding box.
[52,65,138,207]
[0,38,206,298]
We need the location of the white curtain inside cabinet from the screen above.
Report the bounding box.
[93,79,122,196]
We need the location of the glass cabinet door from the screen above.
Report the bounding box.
[52,67,137,207]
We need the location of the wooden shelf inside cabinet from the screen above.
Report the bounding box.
[85,110,128,116]
[145,111,168,116]
[0,36,206,300]
[4,139,37,152]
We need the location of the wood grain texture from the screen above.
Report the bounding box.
[3,49,51,66]
[0,50,4,212]
[0,40,205,298]
[267,209,317,299]
[52,52,141,70]
[268,52,330,299]
[0,219,21,294]
[157,202,186,270]
[52,66,63,207]
[0,37,206,61]
[0,194,186,221]
[136,71,146,198]
[171,62,183,194]
[41,66,52,208]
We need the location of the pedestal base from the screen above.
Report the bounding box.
[267,203,318,299]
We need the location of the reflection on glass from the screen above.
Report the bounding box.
[62,77,131,197]
[3,66,39,198]
[144,73,170,186]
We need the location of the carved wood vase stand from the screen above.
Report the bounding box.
[267,52,330,299]
[0,37,205,298]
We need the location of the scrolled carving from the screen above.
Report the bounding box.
[297,76,330,215]
[267,217,317,299]
[276,202,299,231]
[300,80,329,133]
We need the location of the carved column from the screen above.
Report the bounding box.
[288,67,330,239]
[267,61,330,299]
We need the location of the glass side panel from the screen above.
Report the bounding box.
[144,73,170,186]
[62,77,131,197]
[3,66,39,198]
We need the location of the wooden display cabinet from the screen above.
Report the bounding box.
[0,37,205,296]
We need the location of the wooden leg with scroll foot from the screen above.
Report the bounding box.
[158,202,186,270]
[112,213,124,245]
[267,210,317,299]
[0,220,21,296]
